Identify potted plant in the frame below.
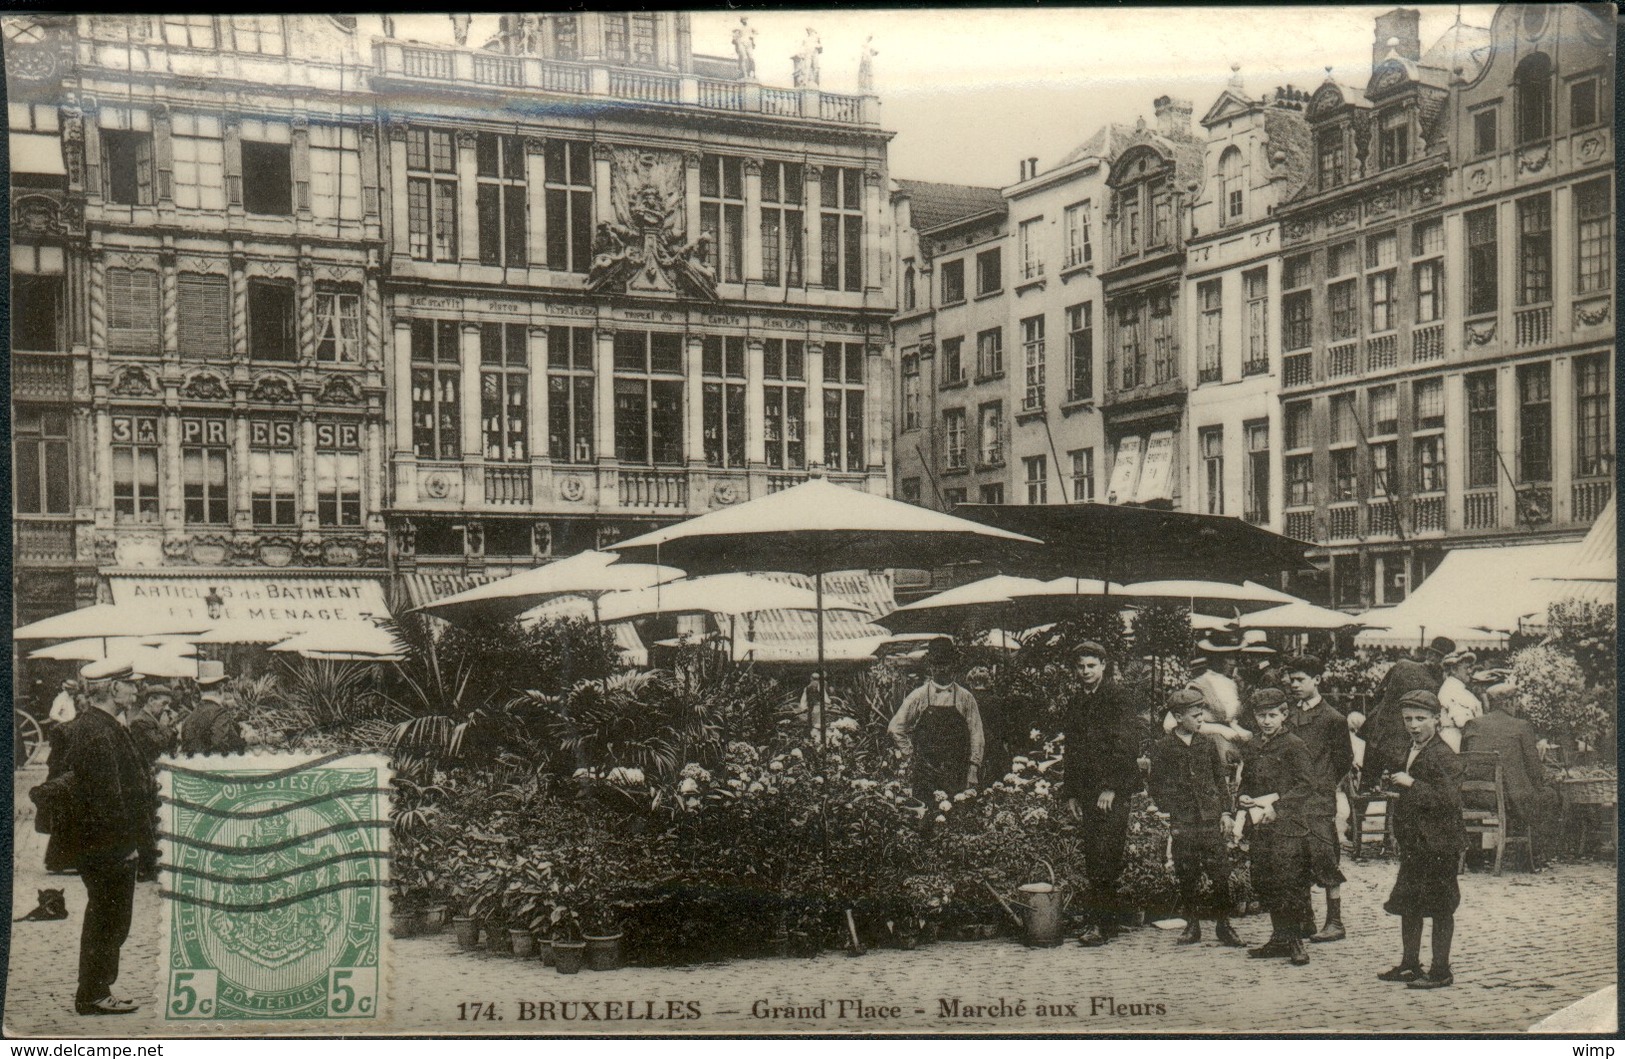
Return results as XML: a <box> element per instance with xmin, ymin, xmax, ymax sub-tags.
<box><xmin>550</xmin><ymin>908</ymin><xmax>586</xmax><ymax>974</ymax></box>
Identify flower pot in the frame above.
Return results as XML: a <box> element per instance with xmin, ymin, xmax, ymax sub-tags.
<box><xmin>388</xmin><ymin>911</ymin><xmax>417</xmax><ymax>939</ymax></box>
<box><xmin>452</xmin><ymin>915</ymin><xmax>480</xmax><ymax>951</ymax></box>
<box><xmin>540</xmin><ymin>939</ymin><xmax>557</xmax><ymax>966</ymax></box>
<box><xmin>584</xmin><ymin>932</ymin><xmax>624</xmax><ymax>971</ymax></box>
<box><xmin>553</xmin><ymin>940</ymin><xmax>586</xmax><ymax>974</ymax></box>
<box><xmin>421</xmin><ymin>906</ymin><xmax>448</xmax><ymax>935</ymax></box>
<box><xmin>486</xmin><ymin>926</ymin><xmax>512</xmax><ymax>954</ymax></box>
<box><xmin>508</xmin><ymin>929</ymin><xmax>537</xmax><ymax>959</ymax></box>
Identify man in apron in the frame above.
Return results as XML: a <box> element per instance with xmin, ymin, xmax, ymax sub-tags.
<box><xmin>888</xmin><ymin>639</ymin><xmax>986</xmax><ymax>797</ymax></box>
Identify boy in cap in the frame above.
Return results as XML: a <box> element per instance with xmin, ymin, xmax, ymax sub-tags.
<box><xmin>1282</xmin><ymin>654</ymin><xmax>1354</xmax><ymax>943</ymax></box>
<box><xmin>1353</xmin><ymin>637</ymin><xmax>1449</xmax><ymax>792</ymax></box>
<box><xmin>180</xmin><ymin>660</ymin><xmax>246</xmax><ymax>755</ymax></box>
<box><xmin>1237</xmin><ymin>687</ymin><xmax>1315</xmax><ymax>965</ymax></box>
<box><xmin>1380</xmin><ymin>689</ymin><xmax>1466</xmax><ymax>988</ymax></box>
<box><xmin>1147</xmin><ymin>688</ymin><xmax>1243</xmax><ymax>947</ymax></box>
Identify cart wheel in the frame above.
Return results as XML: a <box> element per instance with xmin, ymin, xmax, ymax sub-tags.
<box><xmin>14</xmin><ymin>710</ymin><xmax>45</xmax><ymax>769</ymax></box>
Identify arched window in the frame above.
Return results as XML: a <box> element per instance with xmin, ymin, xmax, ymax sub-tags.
<box><xmin>1514</xmin><ymin>52</ymin><xmax>1553</xmax><ymax>144</ymax></box>
<box><xmin>1218</xmin><ymin>147</ymin><xmax>1244</xmax><ymax>222</ymax></box>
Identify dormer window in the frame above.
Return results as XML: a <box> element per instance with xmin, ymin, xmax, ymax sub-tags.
<box><xmin>1514</xmin><ymin>52</ymin><xmax>1553</xmax><ymax>144</ymax></box>
<box><xmin>1218</xmin><ymin>147</ymin><xmax>1243</xmax><ymax>222</ymax></box>
<box><xmin>1378</xmin><ymin>109</ymin><xmax>1409</xmax><ymax>169</ymax></box>
<box><xmin>1317</xmin><ymin>128</ymin><xmax>1345</xmax><ymax>190</ymax></box>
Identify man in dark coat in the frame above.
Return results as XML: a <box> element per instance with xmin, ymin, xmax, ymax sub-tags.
<box><xmin>1283</xmin><ymin>654</ymin><xmax>1355</xmax><ymax>943</ymax></box>
<box><xmin>1462</xmin><ymin>683</ymin><xmax>1560</xmax><ymax>866</ymax></box>
<box><xmin>179</xmin><ymin>661</ymin><xmax>246</xmax><ymax>756</ymax></box>
<box><xmin>1352</xmin><ymin>638</ymin><xmax>1448</xmax><ymax>793</ymax></box>
<box><xmin>1061</xmin><ymin>640</ymin><xmax>1146</xmax><ymax>947</ymax></box>
<box><xmin>42</xmin><ymin>659</ymin><xmax>160</xmax><ymax>1015</ymax></box>
<box><xmin>127</xmin><ymin>683</ymin><xmax>177</xmax><ymax>768</ymax></box>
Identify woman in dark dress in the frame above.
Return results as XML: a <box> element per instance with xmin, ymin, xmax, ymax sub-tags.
<box><xmin>1380</xmin><ymin>689</ymin><xmax>1467</xmax><ymax>989</ymax></box>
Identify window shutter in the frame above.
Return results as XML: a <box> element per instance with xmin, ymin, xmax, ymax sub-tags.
<box><xmin>106</xmin><ymin>268</ymin><xmax>160</xmax><ymax>352</ymax></box>
<box><xmin>177</xmin><ymin>274</ymin><xmax>229</xmax><ymax>355</ymax></box>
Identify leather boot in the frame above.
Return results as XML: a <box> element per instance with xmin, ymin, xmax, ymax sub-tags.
<box><xmin>1214</xmin><ymin>917</ymin><xmax>1244</xmax><ymax>947</ymax></box>
<box><xmin>1288</xmin><ymin>938</ymin><xmax>1310</xmax><ymax>965</ymax></box>
<box><xmin>1310</xmin><ymin>897</ymin><xmax>1345</xmax><ymax>943</ymax></box>
<box><xmin>1176</xmin><ymin>919</ymin><xmax>1201</xmax><ymax>945</ymax></box>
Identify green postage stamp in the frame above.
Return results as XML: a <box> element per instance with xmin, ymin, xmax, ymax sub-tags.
<box><xmin>158</xmin><ymin>753</ymin><xmax>391</xmax><ymax>1024</ymax></box>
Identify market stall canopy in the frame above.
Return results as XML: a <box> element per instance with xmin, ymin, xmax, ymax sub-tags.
<box><xmin>269</xmin><ymin>623</ymin><xmax>405</xmax><ymax>660</ymax></box>
<box><xmin>185</xmin><ymin>619</ymin><xmax>300</xmax><ymax>645</ymax></box>
<box><xmin>950</xmin><ymin>504</ymin><xmax>1311</xmax><ymax>584</ymax></box>
<box><xmin>416</xmin><ymin>549</ymin><xmax>683</xmax><ymax>623</ymax></box>
<box><xmin>1119</xmin><ymin>579</ymin><xmax>1299</xmax><ymax>615</ymax></box>
<box><xmin>1353</xmin><ymin>539</ymin><xmax>1583</xmax><ymax>649</ymax></box>
<box><xmin>1240</xmin><ymin>600</ymin><xmax>1381</xmax><ymax>632</ymax></box>
<box><xmin>879</xmin><ymin>574</ymin><xmax>1128</xmax><ymax>633</ymax></box>
<box><xmin>28</xmin><ymin>636</ymin><xmax>196</xmax><ymax>662</ymax></box>
<box><xmin>14</xmin><ymin>603</ymin><xmax>211</xmax><ymax>641</ymax></box>
<box><xmin>1539</xmin><ymin>498</ymin><xmax>1615</xmax><ymax>601</ymax></box>
<box><xmin>96</xmin><ymin>575</ymin><xmax>391</xmax><ymax>648</ymax></box>
<box><xmin>585</xmin><ymin>573</ymin><xmax>868</xmax><ymax>624</ymax></box>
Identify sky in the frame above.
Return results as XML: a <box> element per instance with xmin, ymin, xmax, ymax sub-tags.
<box><xmin>387</xmin><ymin>7</ymin><xmax>1500</xmax><ymax>188</ymax></box>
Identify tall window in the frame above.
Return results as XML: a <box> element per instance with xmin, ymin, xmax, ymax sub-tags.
<box><xmin>476</xmin><ymin>133</ymin><xmax>528</xmax><ymax>268</ymax></box>
<box><xmin>1115</xmin><ymin>300</ymin><xmax>1143</xmax><ymax>389</ymax></box>
<box><xmin>544</xmin><ymin>139</ymin><xmax>593</xmax><ymax>274</ymax></box>
<box><xmin>1328</xmin><ymin>280</ymin><xmax>1358</xmax><ymax>340</ymax></box>
<box><xmin>1066</xmin><ymin>302</ymin><xmax>1093</xmax><ymax>401</ymax></box>
<box><xmin>15</xmin><ymin>408</ymin><xmax>71</xmax><ymax>515</ymax></box>
<box><xmin>163</xmin><ymin>15</ymin><xmax>215</xmax><ymax>48</ymax></box>
<box><xmin>976</xmin><ymin>327</ymin><xmax>1004</xmax><ymax>378</ymax></box>
<box><xmin>1465</xmin><ymin>207</ymin><xmax>1498</xmax><ymax>315</ymax></box>
<box><xmin>407</xmin><ymin>129</ymin><xmax>458</xmax><ymax>262</ymax></box>
<box><xmin>1317</xmin><ymin>128</ymin><xmax>1345</xmax><ymax>190</ymax></box>
<box><xmin>701</xmin><ymin>335</ymin><xmax>746</xmax><ymax>468</ymax></box>
<box><xmin>315</xmin><ymin>422</ymin><xmax>362</xmax><ymax>527</ymax></box>
<box><xmin>315</xmin><ymin>290</ymin><xmax>360</xmax><ymax>363</ymax></box>
<box><xmin>550</xmin><ymin>15</ymin><xmax>579</xmax><ymax>59</ymax></box>
<box><xmin>1369</xmin><ymin>442</ymin><xmax>1397</xmax><ymax>498</ymax></box>
<box><xmin>700</xmin><ymin>155</ymin><xmax>745</xmax><ymax>283</ymax></box>
<box><xmin>1064</xmin><ymin>200</ymin><xmax>1092</xmax><ymax>268</ymax></box>
<box><xmin>480</xmin><ymin>323</ymin><xmax>528</xmax><ymax>462</ymax></box>
<box><xmin>614</xmin><ymin>331</ymin><xmax>684</xmax><ymax>466</ymax></box>
<box><xmin>1574</xmin><ymin>178</ymin><xmax>1611</xmax><ymax>294</ymax></box>
<box><xmin>247</xmin><ymin>280</ymin><xmax>296</xmax><ymax>361</ymax></box>
<box><xmin>1413</xmin><ymin>378</ymin><xmax>1445</xmax><ymax>492</ymax></box>
<box><xmin>1574</xmin><ymin>354</ymin><xmax>1611</xmax><ymax>477</ymax></box>
<box><xmin>1282</xmin><ymin>290</ymin><xmax>1312</xmax><ymax>351</ymax></box>
<box><xmin>1378</xmin><ymin>108</ymin><xmax>1410</xmax><ymax>169</ymax></box>
<box><xmin>901</xmin><ymin>260</ymin><xmax>916</xmax><ymax>309</ymax></box>
<box><xmin>1517</xmin><ymin>363</ymin><xmax>1551</xmax><ymax>481</ymax></box>
<box><xmin>940</xmin><ymin>336</ymin><xmax>964</xmax><ymax>384</ymax></box>
<box><xmin>763</xmin><ymin>338</ymin><xmax>805</xmax><ymax>470</ymax></box>
<box><xmin>1517</xmin><ymin>194</ymin><xmax>1552</xmax><ymax>305</ymax></box>
<box><xmin>229</xmin><ymin>15</ymin><xmax>284</xmax><ymax>55</ymax></box>
<box><xmin>1197</xmin><ymin>279</ymin><xmax>1222</xmax><ymax>383</ymax></box>
<box><xmin>1514</xmin><ymin>52</ymin><xmax>1552</xmax><ymax>144</ymax></box>
<box><xmin>102</xmin><ymin>128</ymin><xmax>154</xmax><ymax>206</ymax></box>
<box><xmin>977</xmin><ymin>401</ymin><xmax>1003</xmax><ymax>466</ymax></box>
<box><xmin>240</xmin><ymin>132</ymin><xmax>292</xmax><ymax>216</ymax></box>
<box><xmin>1023</xmin><ymin>455</ymin><xmax>1048</xmax><ymax>505</ymax></box>
<box><xmin>1243</xmin><ymin>268</ymin><xmax>1269</xmax><ymax>374</ymax></box>
<box><xmin>1368</xmin><ymin>270</ymin><xmax>1396</xmax><ymax>332</ymax></box>
<box><xmin>249</xmin><ymin>419</ymin><xmax>297</xmax><ymax>525</ymax></box>
<box><xmin>171</xmin><ymin>113</ymin><xmax>224</xmax><ymax>210</ymax></box>
<box><xmin>1414</xmin><ymin>259</ymin><xmax>1442</xmax><ymax>323</ymax></box>
<box><xmin>603</xmin><ymin>13</ymin><xmax>629</xmax><ymax>61</ymax></box>
<box><xmin>760</xmin><ymin>160</ymin><xmax>804</xmax><ymax>288</ymax></box>
<box><xmin>1285</xmin><ymin>454</ymin><xmax>1314</xmax><ymax>508</ymax></box>
<box><xmin>547</xmin><ymin>326</ymin><xmax>594</xmax><ymax>464</ymax></box>
<box><xmin>944</xmin><ymin>408</ymin><xmax>967</xmax><ymax>470</ymax></box>
<box><xmin>822</xmin><ymin>342</ymin><xmax>865</xmax><ymax>471</ymax></box>
<box><xmin>178</xmin><ymin>417</ymin><xmax>229</xmax><ymax>524</ymax></box>
<box><xmin>411</xmin><ymin>319</ymin><xmax>462</xmax><ymax>460</ymax></box>
<box><xmin>1414</xmin><ymin>435</ymin><xmax>1445</xmax><ymax>493</ymax></box>
<box><xmin>1466</xmin><ymin>372</ymin><xmax>1497</xmax><ymax>488</ymax></box>
<box><xmin>1284</xmin><ymin>400</ymin><xmax>1312</xmax><ymax>451</ymax></box>
<box><xmin>1200</xmin><ymin>426</ymin><xmax>1224</xmax><ymax>514</ymax></box>
<box><xmin>107</xmin><ymin>267</ymin><xmax>160</xmax><ymax>353</ymax></box>
<box><xmin>175</xmin><ymin>274</ymin><xmax>228</xmax><ymax>356</ymax></box>
<box><xmin>310</xmin><ymin>124</ymin><xmax>361</xmax><ymax>221</ymax></box>
<box><xmin>1021</xmin><ymin>315</ymin><xmax>1045</xmax><ymax>409</ymax></box>
<box><xmin>1414</xmin><ymin>377</ymin><xmax>1445</xmax><ymax>430</ymax></box>
<box><xmin>1243</xmin><ymin>420</ymin><xmax>1269</xmax><ymax>525</ymax></box>
<box><xmin>940</xmin><ymin>259</ymin><xmax>965</xmax><ymax>304</ymax></box>
<box><xmin>819</xmin><ymin>167</ymin><xmax>863</xmax><ymax>292</ymax></box>
<box><xmin>901</xmin><ymin>352</ymin><xmax>921</xmax><ymax>431</ymax></box>
<box><xmin>12</xmin><ymin>275</ymin><xmax>64</xmax><ymax>352</ymax></box>
<box><xmin>1369</xmin><ymin>385</ymin><xmax>1398</xmax><ymax>436</ymax></box>
<box><xmin>1018</xmin><ymin>217</ymin><xmax>1043</xmax><ymax>280</ymax></box>
<box><xmin>1218</xmin><ymin>147</ymin><xmax>1243</xmax><ymax>222</ymax></box>
<box><xmin>1149</xmin><ymin>292</ymin><xmax>1176</xmax><ymax>383</ymax></box>
<box><xmin>1570</xmin><ymin>76</ymin><xmax>1600</xmax><ymax>129</ymax></box>
<box><xmin>1069</xmin><ymin>447</ymin><xmax>1095</xmax><ymax>502</ymax></box>
<box><xmin>976</xmin><ymin>247</ymin><xmax>1003</xmax><ymax>295</ymax></box>
<box><xmin>112</xmin><ymin>414</ymin><xmax>161</xmax><ymax>523</ymax></box>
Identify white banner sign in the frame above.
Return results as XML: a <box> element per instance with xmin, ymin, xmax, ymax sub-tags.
<box><xmin>1134</xmin><ymin>429</ymin><xmax>1176</xmax><ymax>503</ymax></box>
<box><xmin>109</xmin><ymin>576</ymin><xmax>388</xmax><ymax>624</ymax></box>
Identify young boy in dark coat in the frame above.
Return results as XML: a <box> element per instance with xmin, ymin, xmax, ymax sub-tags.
<box><xmin>1380</xmin><ymin>689</ymin><xmax>1467</xmax><ymax>989</ymax></box>
<box><xmin>1236</xmin><ymin>687</ymin><xmax>1315</xmax><ymax>966</ymax></box>
<box><xmin>1147</xmin><ymin>688</ymin><xmax>1243</xmax><ymax>947</ymax></box>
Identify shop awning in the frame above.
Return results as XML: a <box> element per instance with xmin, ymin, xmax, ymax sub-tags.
<box><xmin>107</xmin><ymin>574</ymin><xmax>389</xmax><ymax>628</ymax></box>
<box><xmin>1353</xmin><ymin>539</ymin><xmax>1583</xmax><ymax>649</ymax></box>
<box><xmin>397</xmin><ymin>570</ymin><xmax>508</xmax><ymax>610</ymax></box>
<box><xmin>1133</xmin><ymin>430</ymin><xmax>1176</xmax><ymax>504</ymax></box>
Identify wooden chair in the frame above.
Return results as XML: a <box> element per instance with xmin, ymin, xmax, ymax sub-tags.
<box><xmin>1458</xmin><ymin>750</ymin><xmax>1534</xmax><ymax>875</ymax></box>
<box><xmin>1343</xmin><ymin>772</ymin><xmax>1394</xmax><ymax>859</ymax></box>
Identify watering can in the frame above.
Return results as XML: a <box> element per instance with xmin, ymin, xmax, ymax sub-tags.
<box><xmin>985</xmin><ymin>861</ymin><xmax>1071</xmax><ymax>948</ymax></box>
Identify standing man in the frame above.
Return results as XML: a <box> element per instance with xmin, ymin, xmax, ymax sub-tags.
<box><xmin>42</xmin><ymin>658</ymin><xmax>159</xmax><ymax>1015</ymax></box>
<box><xmin>180</xmin><ymin>661</ymin><xmax>246</xmax><ymax>755</ymax></box>
<box><xmin>1352</xmin><ymin>639</ymin><xmax>1448</xmax><ymax>792</ymax></box>
<box><xmin>127</xmin><ymin>683</ymin><xmax>177</xmax><ymax>767</ymax></box>
<box><xmin>1463</xmin><ymin>683</ymin><xmax>1560</xmax><ymax>867</ymax></box>
<box><xmin>1061</xmin><ymin>641</ymin><xmax>1145</xmax><ymax>947</ymax></box>
<box><xmin>1436</xmin><ymin>651</ymin><xmax>1483</xmax><ymax>752</ymax></box>
<box><xmin>888</xmin><ymin>639</ymin><xmax>985</xmax><ymax>796</ymax></box>
<box><xmin>1283</xmin><ymin>655</ymin><xmax>1355</xmax><ymax>943</ymax></box>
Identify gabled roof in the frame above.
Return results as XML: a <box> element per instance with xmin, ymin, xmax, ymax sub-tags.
<box><xmin>1107</xmin><ymin>120</ymin><xmax>1204</xmax><ymax>190</ymax></box>
<box><xmin>1200</xmin><ymin>89</ymin><xmax>1257</xmax><ymax>128</ymax></box>
<box><xmin>1421</xmin><ymin>19</ymin><xmax>1492</xmax><ymax>84</ymax></box>
<box><xmin>1056</xmin><ymin>122</ymin><xmax>1140</xmax><ymax>169</ymax></box>
<box><xmin>894</xmin><ymin>179</ymin><xmax>1006</xmax><ymax>233</ymax></box>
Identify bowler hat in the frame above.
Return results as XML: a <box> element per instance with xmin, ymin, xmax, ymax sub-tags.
<box><xmin>1248</xmin><ymin>687</ymin><xmax>1288</xmax><ymax>711</ymax></box>
<box><xmin>1398</xmin><ymin>689</ymin><xmax>1442</xmax><ymax>713</ymax></box>
<box><xmin>80</xmin><ymin>657</ymin><xmax>134</xmax><ymax>682</ymax></box>
<box><xmin>196</xmin><ymin>659</ymin><xmax>227</xmax><ymax>686</ymax></box>
<box><xmin>1427</xmin><ymin>636</ymin><xmax>1456</xmax><ymax>658</ymax></box>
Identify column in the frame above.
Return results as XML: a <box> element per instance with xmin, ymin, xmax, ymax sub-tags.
<box><xmin>743</xmin><ymin>339</ymin><xmax>765</xmax><ymax>466</ymax></box>
<box><xmin>162</xmin><ymin>408</ymin><xmax>182</xmax><ymax>526</ymax></box>
<box><xmin>865</xmin><ymin>342</ymin><xmax>887</xmax><ymax>472</ymax></box>
<box><xmin>94</xmin><ymin>406</ymin><xmax>114</xmax><ymax>515</ymax></box>
<box><xmin>1444</xmin><ymin>372</ymin><xmax>1467</xmax><ymax>531</ymax></box>
<box><xmin>528</xmin><ymin>325</ymin><xmax>550</xmax><ymax>464</ymax></box>
<box><xmin>296</xmin><ymin>258</ymin><xmax>316</xmax><ymax>363</ymax></box>
<box><xmin>387</xmin><ymin>122</ymin><xmax>410</xmax><ymax>264</ymax></box>
<box><xmin>743</xmin><ymin>158</ymin><xmax>763</xmax><ymax>283</ymax></box>
<box><xmin>460</xmin><ymin>323</ymin><xmax>482</xmax><ymax>457</ymax></box>
<box><xmin>159</xmin><ymin>249</ymin><xmax>178</xmax><ymax>362</ymax></box>
<box><xmin>299</xmin><ymin>412</ymin><xmax>318</xmax><ymax>529</ymax></box>
<box><xmin>456</xmin><ymin>130</ymin><xmax>479</xmax><ymax>264</ymax></box>
<box><xmin>1549</xmin><ymin>355</ymin><xmax>1574</xmax><ymax>523</ymax></box>
<box><xmin>525</xmin><ymin>138</ymin><xmax>548</xmax><ymax>269</ymax></box>
<box><xmin>359</xmin><ymin>124</ymin><xmax>381</xmax><ymax>220</ymax></box>
<box><xmin>362</xmin><ymin>253</ymin><xmax>384</xmax><ymax>369</ymax></box>
<box><xmin>229</xmin><ymin>251</ymin><xmax>248</xmax><ymax>359</ymax></box>
<box><xmin>594</xmin><ymin>327</ymin><xmax>617</xmax><ymax>463</ymax></box>
<box><xmin>804</xmin><ymin>165</ymin><xmax>823</xmax><ymax>290</ymax></box>
<box><xmin>805</xmin><ymin>341</ymin><xmax>826</xmax><ymax>470</ymax></box>
<box><xmin>863</xmin><ymin>168</ymin><xmax>884</xmax><ymax>293</ymax></box>
<box><xmin>683</xmin><ymin>152</ymin><xmax>702</xmax><ymax>251</ymax></box>
<box><xmin>1496</xmin><ymin>363</ymin><xmax>1516</xmax><ymax>527</ymax></box>
<box><xmin>87</xmin><ymin>247</ymin><xmax>106</xmax><ymax>353</ymax></box>
<box><xmin>593</xmin><ymin>143</ymin><xmax>616</xmax><ymax>226</ymax></box>
<box><xmin>684</xmin><ymin>335</ymin><xmax>706</xmax><ymax>465</ymax></box>
<box><xmin>232</xmin><ymin>410</ymin><xmax>252</xmax><ymax>526</ymax></box>
<box><xmin>365</xmin><ymin>414</ymin><xmax>386</xmax><ymax>532</ymax></box>
<box><xmin>392</xmin><ymin>321</ymin><xmax>414</xmax><ymax>456</ymax></box>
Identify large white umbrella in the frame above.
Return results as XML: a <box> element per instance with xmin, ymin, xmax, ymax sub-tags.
<box><xmin>416</xmin><ymin>549</ymin><xmax>684</xmax><ymax>624</ymax></box>
<box><xmin>607</xmin><ymin>478</ymin><xmax>1042</xmax><ymax>728</ymax></box>
<box><xmin>1240</xmin><ymin>600</ymin><xmax>1383</xmax><ymax>632</ymax></box>
<box><xmin>269</xmin><ymin>623</ymin><xmax>405</xmax><ymax>660</ymax></box>
<box><xmin>1119</xmin><ymin>578</ymin><xmax>1299</xmax><ymax>615</ymax></box>
<box><xmin>14</xmin><ymin>603</ymin><xmax>211</xmax><ymax>641</ymax></box>
<box><xmin>588</xmin><ymin>573</ymin><xmax>867</xmax><ymax>624</ymax></box>
<box><xmin>185</xmin><ymin>619</ymin><xmax>300</xmax><ymax>645</ymax></box>
<box><xmin>29</xmin><ymin>636</ymin><xmax>196</xmax><ymax>662</ymax></box>
<box><xmin>880</xmin><ymin>574</ymin><xmax>1125</xmax><ymax>633</ymax></box>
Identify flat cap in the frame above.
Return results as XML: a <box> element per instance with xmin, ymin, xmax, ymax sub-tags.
<box><xmin>142</xmin><ymin>683</ymin><xmax>175</xmax><ymax>700</ymax></box>
<box><xmin>1075</xmin><ymin>640</ymin><xmax>1108</xmax><ymax>659</ymax></box>
<box><xmin>1248</xmin><ymin>687</ymin><xmax>1289</xmax><ymax>711</ymax></box>
<box><xmin>80</xmin><ymin>657</ymin><xmax>135</xmax><ymax>681</ymax></box>
<box><xmin>1398</xmin><ymin>689</ymin><xmax>1442</xmax><ymax>713</ymax></box>
<box><xmin>1166</xmin><ymin>687</ymin><xmax>1207</xmax><ymax>713</ymax></box>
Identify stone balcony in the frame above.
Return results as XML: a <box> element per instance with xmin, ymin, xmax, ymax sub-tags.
<box><xmin>373</xmin><ymin>41</ymin><xmax>878</xmax><ymax>128</ymax></box>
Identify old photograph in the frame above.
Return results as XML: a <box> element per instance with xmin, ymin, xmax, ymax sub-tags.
<box><xmin>4</xmin><ymin>7</ymin><xmax>1618</xmax><ymax>1038</ymax></box>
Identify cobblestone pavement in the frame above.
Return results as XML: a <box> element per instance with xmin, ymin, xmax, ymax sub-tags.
<box><xmin>6</xmin><ymin>767</ymin><xmax>1617</xmax><ymax>1036</ymax></box>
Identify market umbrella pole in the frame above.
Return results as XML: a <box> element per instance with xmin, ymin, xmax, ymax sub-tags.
<box><xmin>816</xmin><ymin>571</ymin><xmax>826</xmax><ymax>747</ymax></box>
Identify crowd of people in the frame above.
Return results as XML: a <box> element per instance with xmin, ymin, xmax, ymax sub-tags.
<box><xmin>876</xmin><ymin>630</ymin><xmax>1564</xmax><ymax>986</ymax></box>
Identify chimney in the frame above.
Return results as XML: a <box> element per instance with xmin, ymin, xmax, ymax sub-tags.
<box><xmin>1372</xmin><ymin>8</ymin><xmax>1421</xmax><ymax>72</ymax></box>
<box><xmin>1018</xmin><ymin>157</ymin><xmax>1040</xmax><ymax>181</ymax></box>
<box><xmin>1153</xmin><ymin>95</ymin><xmax>1194</xmax><ymax>138</ymax></box>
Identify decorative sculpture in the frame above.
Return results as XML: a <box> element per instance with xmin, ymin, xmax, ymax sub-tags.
<box><xmin>731</xmin><ymin>17</ymin><xmax>756</xmax><ymax>80</ymax></box>
<box><xmin>792</xmin><ymin>27</ymin><xmax>822</xmax><ymax>87</ymax></box>
<box><xmin>858</xmin><ymin>36</ymin><xmax>877</xmax><ymax>93</ymax></box>
<box><xmin>587</xmin><ymin>148</ymin><xmax>717</xmax><ymax>300</ymax></box>
<box><xmin>449</xmin><ymin>13</ymin><xmax>471</xmax><ymax>47</ymax></box>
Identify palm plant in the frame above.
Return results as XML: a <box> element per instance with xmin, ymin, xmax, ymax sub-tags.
<box><xmin>532</xmin><ymin>669</ymin><xmax>720</xmax><ymax>784</ymax></box>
